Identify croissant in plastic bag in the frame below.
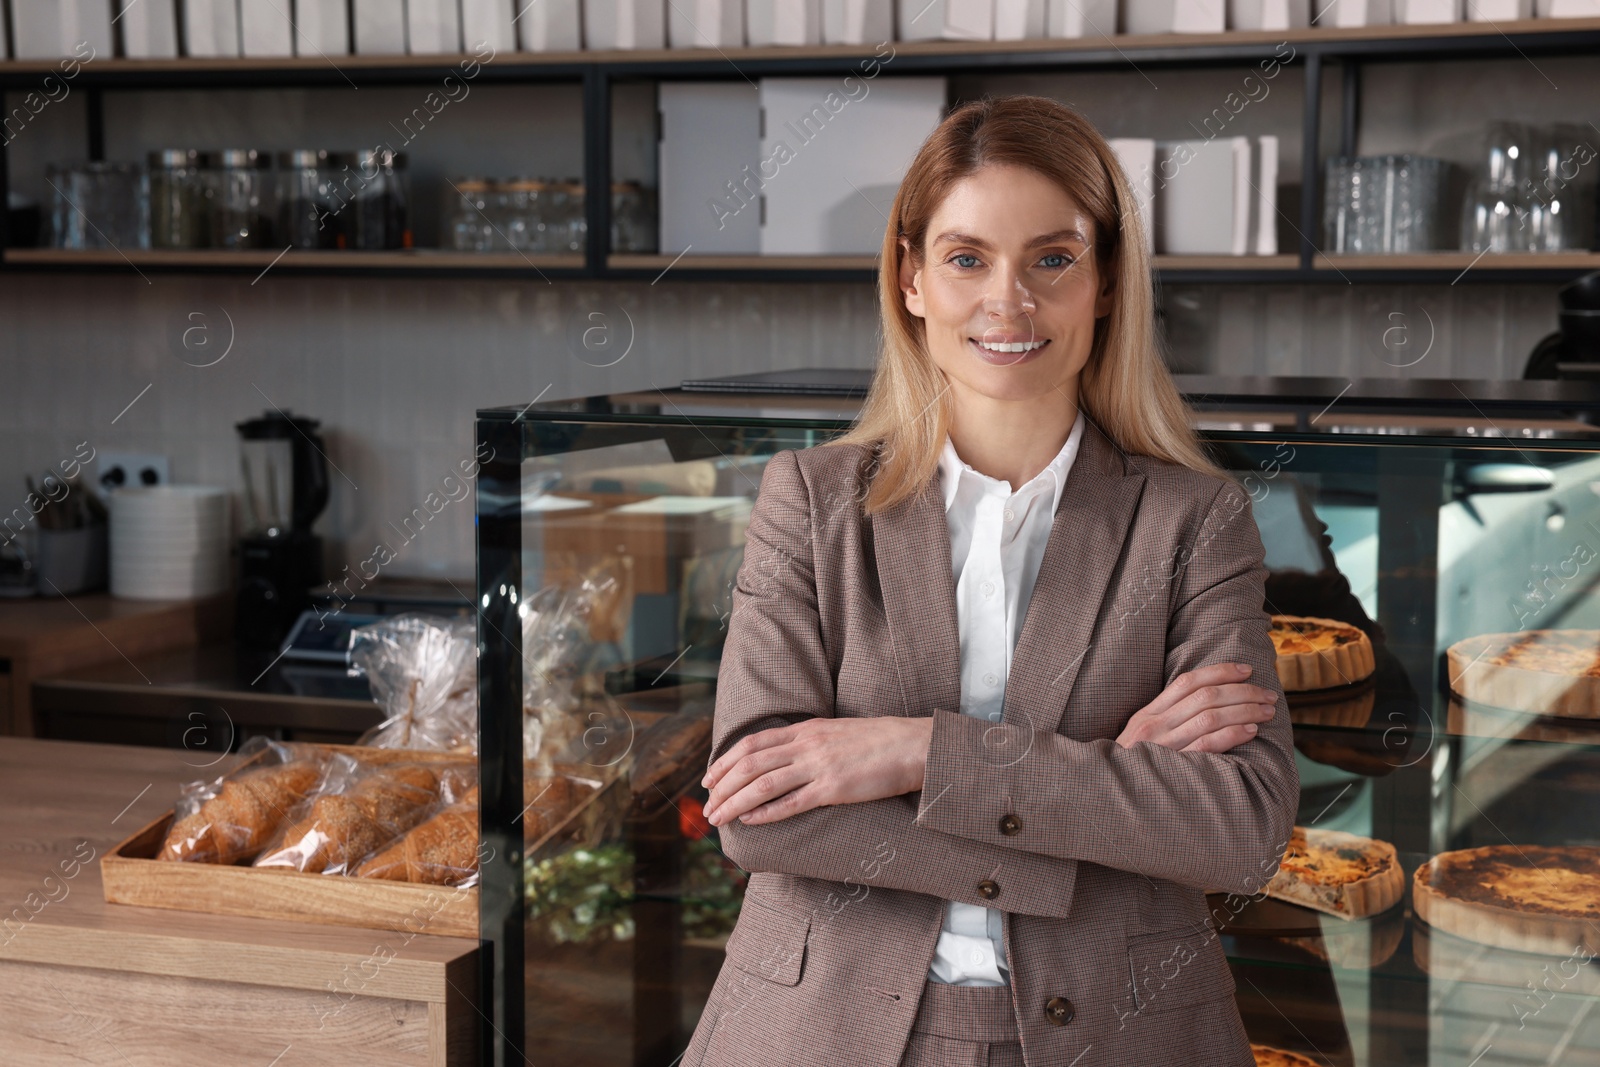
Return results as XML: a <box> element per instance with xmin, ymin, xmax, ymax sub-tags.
<box><xmin>355</xmin><ymin>786</ymin><xmax>480</xmax><ymax>886</ymax></box>
<box><xmin>254</xmin><ymin>763</ymin><xmax>444</xmax><ymax>875</ymax></box>
<box><xmin>351</xmin><ymin>614</ymin><xmax>477</xmax><ymax>753</ymax></box>
<box><xmin>158</xmin><ymin>754</ymin><xmax>327</xmax><ymax>865</ymax></box>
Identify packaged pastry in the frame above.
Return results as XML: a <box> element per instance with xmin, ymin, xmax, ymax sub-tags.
<box><xmin>157</xmin><ymin>741</ymin><xmax>333</xmax><ymax>865</ymax></box>
<box><xmin>355</xmin><ymin>786</ymin><xmax>480</xmax><ymax>886</ymax></box>
<box><xmin>253</xmin><ymin>762</ymin><xmax>444</xmax><ymax>875</ymax></box>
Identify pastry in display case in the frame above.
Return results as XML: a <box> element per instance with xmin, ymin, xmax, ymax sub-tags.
<box><xmin>474</xmin><ymin>386</ymin><xmax>1600</xmax><ymax>1067</ymax></box>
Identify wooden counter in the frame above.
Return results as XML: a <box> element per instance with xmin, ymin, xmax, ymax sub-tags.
<box><xmin>0</xmin><ymin>737</ymin><xmax>479</xmax><ymax>1066</ymax></box>
<box><xmin>0</xmin><ymin>593</ymin><xmax>232</xmax><ymax>737</ymax></box>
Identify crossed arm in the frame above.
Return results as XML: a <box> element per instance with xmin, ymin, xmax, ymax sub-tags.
<box><xmin>704</xmin><ymin>449</ymin><xmax>1299</xmax><ymax>907</ymax></box>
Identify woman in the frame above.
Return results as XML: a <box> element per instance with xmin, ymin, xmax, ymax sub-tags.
<box><xmin>687</xmin><ymin>95</ymin><xmax>1299</xmax><ymax>1067</ymax></box>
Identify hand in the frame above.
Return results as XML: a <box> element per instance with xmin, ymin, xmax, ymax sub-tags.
<box><xmin>700</xmin><ymin>716</ymin><xmax>935</xmax><ymax>827</ymax></box>
<box><xmin>1116</xmin><ymin>662</ymin><xmax>1279</xmax><ymax>754</ymax></box>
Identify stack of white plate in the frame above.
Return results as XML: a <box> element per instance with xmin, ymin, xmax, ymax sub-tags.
<box><xmin>109</xmin><ymin>486</ymin><xmax>231</xmax><ymax>600</ymax></box>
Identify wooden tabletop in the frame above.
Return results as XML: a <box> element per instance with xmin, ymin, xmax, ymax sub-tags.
<box><xmin>0</xmin><ymin>737</ymin><xmax>478</xmax><ymax>1003</ymax></box>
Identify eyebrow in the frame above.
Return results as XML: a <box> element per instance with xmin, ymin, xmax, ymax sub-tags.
<box><xmin>932</xmin><ymin>229</ymin><xmax>1089</xmax><ymax>249</ymax></box>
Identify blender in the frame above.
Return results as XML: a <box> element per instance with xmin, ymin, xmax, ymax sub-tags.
<box><xmin>235</xmin><ymin>410</ymin><xmax>330</xmax><ymax>650</ymax></box>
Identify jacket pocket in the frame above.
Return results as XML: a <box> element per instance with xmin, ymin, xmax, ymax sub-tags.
<box><xmin>1124</xmin><ymin>923</ymin><xmax>1235</xmax><ymax>1015</ymax></box>
<box><xmin>725</xmin><ymin>891</ymin><xmax>811</xmax><ymax>987</ymax></box>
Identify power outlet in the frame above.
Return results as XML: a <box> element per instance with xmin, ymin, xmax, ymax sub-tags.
<box><xmin>96</xmin><ymin>453</ymin><xmax>171</xmax><ymax>491</ymax></box>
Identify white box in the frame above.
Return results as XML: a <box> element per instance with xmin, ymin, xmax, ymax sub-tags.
<box><xmin>1229</xmin><ymin>0</ymin><xmax>1308</xmax><ymax>27</ymax></box>
<box><xmin>994</xmin><ymin>0</ymin><xmax>1047</xmax><ymax>35</ymax></box>
<box><xmin>118</xmin><ymin>0</ymin><xmax>180</xmax><ymax>57</ymax></box>
<box><xmin>659</xmin><ymin>82</ymin><xmax>763</xmax><ymax>254</ymax></box>
<box><xmin>1047</xmin><ymin>0</ymin><xmax>1117</xmax><ymax>33</ymax></box>
<box><xmin>898</xmin><ymin>0</ymin><xmax>994</xmax><ymax>38</ymax></box>
<box><xmin>1250</xmin><ymin>134</ymin><xmax>1278</xmax><ymax>255</ymax></box>
<box><xmin>758</xmin><ymin>75</ymin><xmax>946</xmax><ymax>255</ymax></box>
<box><xmin>183</xmin><ymin>0</ymin><xmax>241</xmax><ymax>55</ymax></box>
<box><xmin>409</xmin><ymin>0</ymin><xmax>463</xmax><ymax>51</ymax></box>
<box><xmin>1469</xmin><ymin>0</ymin><xmax>1530</xmax><ymax>16</ymax></box>
<box><xmin>1535</xmin><ymin>0</ymin><xmax>1598</xmax><ymax>14</ymax></box>
<box><xmin>519</xmin><ymin>0</ymin><xmax>582</xmax><ymax>47</ymax></box>
<box><xmin>1126</xmin><ymin>0</ymin><xmax>1224</xmax><ymax>32</ymax></box>
<box><xmin>353</xmin><ymin>0</ymin><xmax>407</xmax><ymax>52</ymax></box>
<box><xmin>1395</xmin><ymin>0</ymin><xmax>1458</xmax><ymax>21</ymax></box>
<box><xmin>1313</xmin><ymin>0</ymin><xmax>1391</xmax><ymax>25</ymax></box>
<box><xmin>461</xmin><ymin>0</ymin><xmax>516</xmax><ymax>49</ymax></box>
<box><xmin>747</xmin><ymin>0</ymin><xmax>821</xmax><ymax>44</ymax></box>
<box><xmin>13</xmin><ymin>0</ymin><xmax>115</xmax><ymax>58</ymax></box>
<box><xmin>239</xmin><ymin>0</ymin><xmax>294</xmax><ymax>54</ymax></box>
<box><xmin>669</xmin><ymin>0</ymin><xmax>744</xmax><ymax>46</ymax></box>
<box><xmin>584</xmin><ymin>0</ymin><xmax>666</xmax><ymax>48</ymax></box>
<box><xmin>295</xmin><ymin>0</ymin><xmax>351</xmax><ymax>53</ymax></box>
<box><xmin>1108</xmin><ymin>137</ymin><xmax>1156</xmax><ymax>255</ymax></box>
<box><xmin>1153</xmin><ymin>137</ymin><xmax>1250</xmax><ymax>255</ymax></box>
<box><xmin>822</xmin><ymin>0</ymin><xmax>893</xmax><ymax>42</ymax></box>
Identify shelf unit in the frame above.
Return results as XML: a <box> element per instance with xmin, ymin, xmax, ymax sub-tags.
<box><xmin>3</xmin><ymin>16</ymin><xmax>1599</xmax><ymax>283</ymax></box>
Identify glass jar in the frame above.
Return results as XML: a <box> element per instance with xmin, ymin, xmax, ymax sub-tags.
<box><xmin>203</xmin><ymin>149</ymin><xmax>275</xmax><ymax>250</ymax></box>
<box><xmin>559</xmin><ymin>178</ymin><xmax>586</xmax><ymax>254</ymax></box>
<box><xmin>48</xmin><ymin>161</ymin><xmax>150</xmax><ymax>250</ymax></box>
<box><xmin>609</xmin><ymin>180</ymin><xmax>659</xmax><ymax>254</ymax></box>
<box><xmin>445</xmin><ymin>177</ymin><xmax>494</xmax><ymax>252</ymax></box>
<box><xmin>503</xmin><ymin>178</ymin><xmax>546</xmax><ymax>252</ymax></box>
<box><xmin>148</xmin><ymin>149</ymin><xmax>207</xmax><ymax>249</ymax></box>
<box><xmin>350</xmin><ymin>147</ymin><xmax>411</xmax><ymax>251</ymax></box>
<box><xmin>276</xmin><ymin>149</ymin><xmax>341</xmax><ymax>250</ymax></box>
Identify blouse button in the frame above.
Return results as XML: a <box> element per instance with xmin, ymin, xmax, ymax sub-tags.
<box><xmin>1003</xmin><ymin>508</ymin><xmax>1016</xmax><ymax>522</ymax></box>
<box><xmin>983</xmin><ymin>673</ymin><xmax>998</xmax><ymax>687</ymax></box>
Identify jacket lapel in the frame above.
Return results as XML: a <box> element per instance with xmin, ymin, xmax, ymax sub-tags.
<box><xmin>870</xmin><ymin>417</ymin><xmax>1147</xmax><ymax>736</ymax></box>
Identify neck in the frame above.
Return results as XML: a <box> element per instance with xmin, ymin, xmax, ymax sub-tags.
<box><xmin>946</xmin><ymin>380</ymin><xmax>1080</xmax><ymax>489</ymax></box>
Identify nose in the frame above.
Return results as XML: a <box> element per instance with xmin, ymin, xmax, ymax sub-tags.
<box><xmin>983</xmin><ymin>260</ymin><xmax>1037</xmax><ymax>320</ymax></box>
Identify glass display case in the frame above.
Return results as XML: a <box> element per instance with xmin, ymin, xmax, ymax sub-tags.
<box><xmin>474</xmin><ymin>382</ymin><xmax>1600</xmax><ymax>1067</ymax></box>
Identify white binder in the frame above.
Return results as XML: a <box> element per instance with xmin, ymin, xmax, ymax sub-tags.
<box><xmin>1125</xmin><ymin>0</ymin><xmax>1225</xmax><ymax>33</ymax></box>
<box><xmin>1154</xmin><ymin>137</ymin><xmax>1251</xmax><ymax>255</ymax></box>
<box><xmin>183</xmin><ymin>0</ymin><xmax>242</xmax><ymax>56</ymax></box>
<box><xmin>668</xmin><ymin>0</ymin><xmax>744</xmax><ymax>46</ymax></box>
<box><xmin>239</xmin><ymin>0</ymin><xmax>295</xmax><ymax>55</ymax></box>
<box><xmin>1047</xmin><ymin>0</ymin><xmax>1118</xmax><ymax>34</ymax></box>
<box><xmin>295</xmin><ymin>0</ymin><xmax>351</xmax><ymax>54</ymax></box>
<box><xmin>583</xmin><ymin>0</ymin><xmax>666</xmax><ymax>48</ymax></box>
<box><xmin>898</xmin><ymin>0</ymin><xmax>994</xmax><ymax>38</ymax></box>
<box><xmin>517</xmin><ymin>0</ymin><xmax>582</xmax><ymax>49</ymax></box>
<box><xmin>1108</xmin><ymin>138</ymin><xmax>1157</xmax><ymax>255</ymax></box>
<box><xmin>994</xmin><ymin>0</ymin><xmax>1047</xmax><ymax>36</ymax></box>
<box><xmin>408</xmin><ymin>0</ymin><xmax>463</xmax><ymax>51</ymax></box>
<box><xmin>353</xmin><ymin>0</ymin><xmax>407</xmax><ymax>53</ymax></box>
<box><xmin>821</xmin><ymin>0</ymin><xmax>893</xmax><ymax>42</ymax></box>
<box><xmin>13</xmin><ymin>0</ymin><xmax>116</xmax><ymax>58</ymax></box>
<box><xmin>1228</xmin><ymin>0</ymin><xmax>1309</xmax><ymax>27</ymax></box>
<box><xmin>461</xmin><ymin>0</ymin><xmax>517</xmax><ymax>51</ymax></box>
<box><xmin>118</xmin><ymin>0</ymin><xmax>181</xmax><ymax>57</ymax></box>
<box><xmin>1251</xmin><ymin>134</ymin><xmax>1279</xmax><ymax>255</ymax></box>
<box><xmin>659</xmin><ymin>82</ymin><xmax>763</xmax><ymax>254</ymax></box>
<box><xmin>747</xmin><ymin>0</ymin><xmax>821</xmax><ymax>45</ymax></box>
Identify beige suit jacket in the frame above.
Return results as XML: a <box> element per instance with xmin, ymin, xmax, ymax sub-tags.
<box><xmin>685</xmin><ymin>416</ymin><xmax>1300</xmax><ymax>1067</ymax></box>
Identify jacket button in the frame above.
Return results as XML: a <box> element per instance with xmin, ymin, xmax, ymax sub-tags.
<box><xmin>999</xmin><ymin>813</ymin><xmax>1022</xmax><ymax>836</ymax></box>
<box><xmin>1044</xmin><ymin>997</ymin><xmax>1075</xmax><ymax>1025</ymax></box>
<box><xmin>977</xmin><ymin>879</ymin><xmax>1000</xmax><ymax>900</ymax></box>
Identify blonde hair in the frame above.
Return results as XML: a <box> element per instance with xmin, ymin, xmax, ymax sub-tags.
<box><xmin>824</xmin><ymin>94</ymin><xmax>1228</xmax><ymax>515</ymax></box>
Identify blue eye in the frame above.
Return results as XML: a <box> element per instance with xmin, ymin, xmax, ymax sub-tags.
<box><xmin>1041</xmin><ymin>253</ymin><xmax>1071</xmax><ymax>269</ymax></box>
<box><xmin>951</xmin><ymin>253</ymin><xmax>979</xmax><ymax>269</ymax></box>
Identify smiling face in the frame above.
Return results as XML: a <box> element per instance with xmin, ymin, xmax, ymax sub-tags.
<box><xmin>898</xmin><ymin>162</ymin><xmax>1114</xmax><ymax>411</ymax></box>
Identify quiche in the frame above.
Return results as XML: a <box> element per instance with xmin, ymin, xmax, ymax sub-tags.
<box><xmin>1447</xmin><ymin>630</ymin><xmax>1600</xmax><ymax>719</ymax></box>
<box><xmin>1270</xmin><ymin>615</ymin><xmax>1376</xmax><ymax>691</ymax></box>
<box><xmin>1413</xmin><ymin>845</ymin><xmax>1600</xmax><ymax>956</ymax></box>
<box><xmin>1252</xmin><ymin>1045</ymin><xmax>1320</xmax><ymax>1067</ymax></box>
<box><xmin>1263</xmin><ymin>826</ymin><xmax>1403</xmax><ymax>920</ymax></box>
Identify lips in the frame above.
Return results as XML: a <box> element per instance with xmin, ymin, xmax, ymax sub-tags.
<box><xmin>969</xmin><ymin>337</ymin><xmax>1048</xmax><ymax>365</ymax></box>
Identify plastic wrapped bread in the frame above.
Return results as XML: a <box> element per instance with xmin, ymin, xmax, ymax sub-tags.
<box><xmin>158</xmin><ymin>758</ymin><xmax>326</xmax><ymax>864</ymax></box>
<box><xmin>355</xmin><ymin>786</ymin><xmax>481</xmax><ymax>885</ymax></box>
<box><xmin>253</xmin><ymin>762</ymin><xmax>444</xmax><ymax>875</ymax></box>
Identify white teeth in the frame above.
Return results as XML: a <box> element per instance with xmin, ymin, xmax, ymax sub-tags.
<box><xmin>976</xmin><ymin>339</ymin><xmax>1045</xmax><ymax>353</ymax></box>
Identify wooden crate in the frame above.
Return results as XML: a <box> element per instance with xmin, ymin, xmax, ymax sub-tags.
<box><xmin>101</xmin><ymin>742</ymin><xmax>625</xmax><ymax>938</ymax></box>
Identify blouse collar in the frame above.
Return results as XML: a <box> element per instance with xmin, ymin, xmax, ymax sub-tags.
<box><xmin>938</xmin><ymin>409</ymin><xmax>1086</xmax><ymax>516</ymax></box>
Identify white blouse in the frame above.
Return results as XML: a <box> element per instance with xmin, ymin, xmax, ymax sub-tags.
<box><xmin>926</xmin><ymin>409</ymin><xmax>1087</xmax><ymax>987</ymax></box>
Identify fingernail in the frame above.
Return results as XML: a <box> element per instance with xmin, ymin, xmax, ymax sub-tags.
<box><xmin>1245</xmin><ymin>723</ymin><xmax>1258</xmax><ymax>733</ymax></box>
<box><xmin>1235</xmin><ymin>663</ymin><xmax>1250</xmax><ymax>673</ymax></box>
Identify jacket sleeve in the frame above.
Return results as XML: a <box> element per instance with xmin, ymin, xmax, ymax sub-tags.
<box><xmin>913</xmin><ymin>480</ymin><xmax>1301</xmax><ymax>897</ymax></box>
<box><xmin>710</xmin><ymin>448</ymin><xmax>1083</xmax><ymax>919</ymax></box>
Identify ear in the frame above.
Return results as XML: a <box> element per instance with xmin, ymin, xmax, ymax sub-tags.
<box><xmin>897</xmin><ymin>236</ymin><xmax>925</xmax><ymax>319</ymax></box>
<box><xmin>1094</xmin><ymin>265</ymin><xmax>1116</xmax><ymax>320</ymax></box>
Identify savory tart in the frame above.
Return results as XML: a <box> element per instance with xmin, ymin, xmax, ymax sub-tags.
<box><xmin>1252</xmin><ymin>1045</ymin><xmax>1321</xmax><ymax>1067</ymax></box>
<box><xmin>1413</xmin><ymin>845</ymin><xmax>1600</xmax><ymax>956</ymax></box>
<box><xmin>1447</xmin><ymin>630</ymin><xmax>1600</xmax><ymax>719</ymax></box>
<box><xmin>1286</xmin><ymin>678</ymin><xmax>1376</xmax><ymax>728</ymax></box>
<box><xmin>1270</xmin><ymin>615</ymin><xmax>1376</xmax><ymax>691</ymax></box>
<box><xmin>1263</xmin><ymin>826</ymin><xmax>1403</xmax><ymax>920</ymax></box>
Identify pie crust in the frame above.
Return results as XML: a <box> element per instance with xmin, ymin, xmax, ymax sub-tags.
<box><xmin>1413</xmin><ymin>845</ymin><xmax>1600</xmax><ymax>956</ymax></box>
<box><xmin>1263</xmin><ymin>826</ymin><xmax>1403</xmax><ymax>921</ymax></box>
<box><xmin>1270</xmin><ymin>615</ymin><xmax>1376</xmax><ymax>691</ymax></box>
<box><xmin>1287</xmin><ymin>678</ymin><xmax>1376</xmax><ymax>728</ymax></box>
<box><xmin>1252</xmin><ymin>1045</ymin><xmax>1321</xmax><ymax>1067</ymax></box>
<box><xmin>1447</xmin><ymin>630</ymin><xmax>1600</xmax><ymax>719</ymax></box>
